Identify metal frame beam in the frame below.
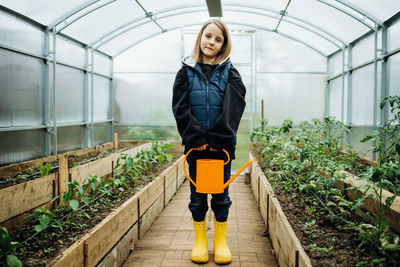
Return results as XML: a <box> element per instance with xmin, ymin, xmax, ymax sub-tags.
<box><xmin>89</xmin><ymin>3</ymin><xmax>347</xmax><ymax>51</ymax></box>
<box><xmin>114</xmin><ymin>22</ymin><xmax>327</xmax><ymax>58</ymax></box>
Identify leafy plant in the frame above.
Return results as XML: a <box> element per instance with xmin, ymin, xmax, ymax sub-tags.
<box><xmin>0</xmin><ymin>227</ymin><xmax>22</xmax><ymax>267</ymax></box>
<box><xmin>38</xmin><ymin>163</ymin><xmax>52</xmax><ymax>177</ymax></box>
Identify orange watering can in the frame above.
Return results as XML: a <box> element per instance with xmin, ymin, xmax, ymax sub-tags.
<box><xmin>183</xmin><ymin>148</ymin><xmax>253</xmax><ymax>194</ymax></box>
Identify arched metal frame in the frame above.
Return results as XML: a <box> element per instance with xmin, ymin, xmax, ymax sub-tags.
<box><xmin>114</xmin><ymin>22</ymin><xmax>328</xmax><ymax>58</ymax></box>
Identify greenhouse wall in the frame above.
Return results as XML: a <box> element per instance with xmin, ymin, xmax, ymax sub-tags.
<box><xmin>327</xmin><ymin>18</ymin><xmax>400</xmax><ymax>159</ymax></box>
<box><xmin>0</xmin><ymin>11</ymin><xmax>113</xmax><ymax>165</ymax></box>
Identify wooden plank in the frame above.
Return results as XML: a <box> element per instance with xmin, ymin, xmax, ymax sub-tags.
<box><xmin>69</xmin><ymin>157</ymin><xmax>112</xmax><ymax>185</ymax></box>
<box><xmin>84</xmin><ymin>195</ymin><xmax>139</xmax><ymax>267</ymax></box>
<box><xmin>58</xmin><ymin>155</ymin><xmax>69</xmax><ymax>202</ymax></box>
<box><xmin>113</xmin><ymin>132</ymin><xmax>118</xmax><ymax>150</ymax></box>
<box><xmin>338</xmin><ymin>170</ymin><xmax>400</xmax><ymax>233</ymax></box>
<box><xmin>138</xmin><ymin>176</ymin><xmax>164</xmax><ymax>217</ymax></box>
<box><xmin>140</xmin><ymin>194</ymin><xmax>164</xmax><ymax>239</ymax></box>
<box><xmin>0</xmin><ymin>173</ymin><xmax>56</xmax><ymax>223</ymax></box>
<box><xmin>47</xmin><ymin>235</ymin><xmax>85</xmax><ymax>267</ymax></box>
<box><xmin>164</xmin><ymin>161</ymin><xmax>178</xmax><ymax>188</ymax></box>
<box><xmin>251</xmin><ymin>154</ymin><xmax>312</xmax><ymax>267</ymax></box>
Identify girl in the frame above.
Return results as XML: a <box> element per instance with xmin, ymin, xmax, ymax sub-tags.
<box><xmin>172</xmin><ymin>19</ymin><xmax>246</xmax><ymax>264</ymax></box>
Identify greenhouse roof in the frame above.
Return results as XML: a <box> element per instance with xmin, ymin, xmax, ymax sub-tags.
<box><xmin>1</xmin><ymin>0</ymin><xmax>399</xmax><ymax>57</ymax></box>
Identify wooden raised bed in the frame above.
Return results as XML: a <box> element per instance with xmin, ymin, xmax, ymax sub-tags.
<box><xmin>0</xmin><ymin>142</ymin><xmax>151</xmax><ymax>232</ymax></box>
<box><xmin>249</xmin><ymin>153</ymin><xmax>312</xmax><ymax>267</ymax></box>
<box><xmin>48</xmin><ymin>153</ymin><xmax>186</xmax><ymax>267</ymax></box>
<box><xmin>250</xmin><ymin>142</ymin><xmax>400</xmax><ymax>234</ymax></box>
<box><xmin>318</xmin><ymin>169</ymin><xmax>400</xmax><ymax>234</ymax></box>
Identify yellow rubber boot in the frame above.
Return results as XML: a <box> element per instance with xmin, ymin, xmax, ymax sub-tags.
<box><xmin>213</xmin><ymin>217</ymin><xmax>232</xmax><ymax>264</ymax></box>
<box><xmin>191</xmin><ymin>219</ymin><xmax>209</xmax><ymax>263</ymax></box>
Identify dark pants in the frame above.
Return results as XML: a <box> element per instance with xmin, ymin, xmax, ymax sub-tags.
<box><xmin>187</xmin><ymin>149</ymin><xmax>232</xmax><ymax>222</ymax></box>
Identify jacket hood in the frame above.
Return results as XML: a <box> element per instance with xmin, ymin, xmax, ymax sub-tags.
<box><xmin>182</xmin><ymin>55</ymin><xmax>230</xmax><ymax>68</ymax></box>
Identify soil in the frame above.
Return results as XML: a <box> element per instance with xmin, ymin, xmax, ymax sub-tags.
<box><xmin>0</xmin><ymin>147</ymin><xmax>132</xmax><ymax>189</ymax></box>
<box><xmin>270</xmin><ymin>182</ymin><xmax>367</xmax><ymax>266</ymax></box>
<box><xmin>7</xmin><ymin>158</ymin><xmax>176</xmax><ymax>267</ymax></box>
<box><xmin>256</xmin><ymin>157</ymin><xmax>372</xmax><ymax>266</ymax></box>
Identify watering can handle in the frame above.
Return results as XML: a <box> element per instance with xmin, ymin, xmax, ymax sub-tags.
<box><xmin>183</xmin><ymin>147</ymin><xmax>231</xmax><ymax>185</ymax></box>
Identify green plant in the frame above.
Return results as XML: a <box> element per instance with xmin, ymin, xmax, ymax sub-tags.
<box><xmin>0</xmin><ymin>227</ymin><xmax>22</xmax><ymax>267</ymax></box>
<box><xmin>22</xmin><ymin>207</ymin><xmax>63</xmax><ymax>232</ymax></box>
<box><xmin>361</xmin><ymin>95</ymin><xmax>400</xmax><ymax>165</ymax></box>
<box><xmin>38</xmin><ymin>163</ymin><xmax>52</xmax><ymax>177</ymax></box>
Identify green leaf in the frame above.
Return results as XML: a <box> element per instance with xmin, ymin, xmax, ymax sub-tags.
<box><xmin>34</xmin><ymin>225</ymin><xmax>43</xmax><ymax>232</ymax></box>
<box><xmin>166</xmin><ymin>153</ymin><xmax>173</xmax><ymax>162</ymax></box>
<box><xmin>55</xmin><ymin>219</ymin><xmax>63</xmax><ymax>231</ymax></box>
<box><xmin>81</xmin><ymin>195</ymin><xmax>90</xmax><ymax>205</ymax></box>
<box><xmin>6</xmin><ymin>254</ymin><xmax>22</xmax><ymax>267</ymax></box>
<box><xmin>39</xmin><ymin>214</ymin><xmax>50</xmax><ymax>230</ymax></box>
<box><xmin>77</xmin><ymin>185</ymin><xmax>84</xmax><ymax>195</ymax></box>
<box><xmin>69</xmin><ymin>199</ymin><xmax>79</xmax><ymax>211</ymax></box>
<box><xmin>360</xmin><ymin>135</ymin><xmax>374</xmax><ymax>143</ymax></box>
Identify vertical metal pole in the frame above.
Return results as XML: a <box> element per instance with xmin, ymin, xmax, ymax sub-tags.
<box><xmin>52</xmin><ymin>30</ymin><xmax>57</xmax><ymax>155</ymax></box>
<box><xmin>84</xmin><ymin>47</ymin><xmax>89</xmax><ymax>147</ymax></box>
<box><xmin>326</xmin><ymin>56</ymin><xmax>330</xmax><ymax>117</ymax></box>
<box><xmin>110</xmin><ymin>58</ymin><xmax>114</xmax><ymax>142</ymax></box>
<box><xmin>341</xmin><ymin>48</ymin><xmax>345</xmax><ymax>123</ymax></box>
<box><xmin>346</xmin><ymin>45</ymin><xmax>353</xmax><ymax>145</ymax></box>
<box><xmin>44</xmin><ymin>29</ymin><xmax>51</xmax><ymax>156</ymax></box>
<box><xmin>381</xmin><ymin>24</ymin><xmax>388</xmax><ymax>128</ymax></box>
<box><xmin>91</xmin><ymin>49</ymin><xmax>95</xmax><ymax>146</ymax></box>
<box><xmin>253</xmin><ymin>31</ymin><xmax>258</xmax><ymax>128</ymax></box>
<box><xmin>340</xmin><ymin>48</ymin><xmax>346</xmax><ymax>146</ymax></box>
<box><xmin>372</xmin><ymin>24</ymin><xmax>378</xmax><ymax>160</ymax></box>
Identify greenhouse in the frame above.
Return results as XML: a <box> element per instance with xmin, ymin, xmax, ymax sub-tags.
<box><xmin>0</xmin><ymin>0</ymin><xmax>399</xmax><ymax>266</ymax></box>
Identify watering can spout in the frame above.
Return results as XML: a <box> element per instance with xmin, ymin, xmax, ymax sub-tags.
<box><xmin>222</xmin><ymin>160</ymin><xmax>253</xmax><ymax>190</ymax></box>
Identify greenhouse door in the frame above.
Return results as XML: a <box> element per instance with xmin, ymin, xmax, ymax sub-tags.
<box><xmin>181</xmin><ymin>30</ymin><xmax>255</xmax><ymax>171</ymax></box>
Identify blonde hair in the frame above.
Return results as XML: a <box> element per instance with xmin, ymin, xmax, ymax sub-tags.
<box><xmin>193</xmin><ymin>19</ymin><xmax>231</xmax><ymax>64</ymax></box>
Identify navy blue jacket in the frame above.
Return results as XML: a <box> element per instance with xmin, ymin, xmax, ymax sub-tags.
<box><xmin>172</xmin><ymin>56</ymin><xmax>246</xmax><ymax>158</ymax></box>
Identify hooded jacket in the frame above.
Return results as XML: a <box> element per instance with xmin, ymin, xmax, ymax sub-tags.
<box><xmin>172</xmin><ymin>56</ymin><xmax>246</xmax><ymax>158</ymax></box>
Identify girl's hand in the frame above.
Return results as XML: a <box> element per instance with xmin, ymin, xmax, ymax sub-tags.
<box><xmin>193</xmin><ymin>144</ymin><xmax>208</xmax><ymax>151</ymax></box>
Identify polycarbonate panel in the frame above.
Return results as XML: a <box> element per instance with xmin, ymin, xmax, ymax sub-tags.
<box><xmin>0</xmin><ymin>50</ymin><xmax>43</xmax><ymax>127</ymax></box>
<box><xmin>328</xmin><ymin>51</ymin><xmax>343</xmax><ymax>78</ymax></box>
<box><xmin>388</xmin><ymin>21</ymin><xmax>400</xmax><ymax>52</ymax></box>
<box><xmin>348</xmin><ymin>126</ymin><xmax>374</xmax><ymax>159</ymax></box>
<box><xmin>287</xmin><ymin>0</ymin><xmax>369</xmax><ymax>43</ymax></box>
<box><xmin>0</xmin><ymin>130</ymin><xmax>44</xmax><ymax>166</ymax></box>
<box><xmin>352</xmin><ymin>34</ymin><xmax>375</xmax><ymax>67</ymax></box>
<box><xmin>56</xmin><ymin>35</ymin><xmax>85</xmax><ymax>68</ymax></box>
<box><xmin>114</xmin><ymin>73</ymin><xmax>176</xmax><ymax>125</ymax></box>
<box><xmin>328</xmin><ymin>78</ymin><xmax>343</xmax><ymax>121</ymax></box>
<box><xmin>114</xmin><ymin>29</ymin><xmax>181</xmax><ymax>71</ymax></box>
<box><xmin>222</xmin><ymin>10</ymin><xmax>278</xmax><ymax>30</ymax></box>
<box><xmin>93</xmin><ymin>52</ymin><xmax>111</xmax><ymax>76</ymax></box>
<box><xmin>388</xmin><ymin>53</ymin><xmax>400</xmax><ymax>121</ymax></box>
<box><xmin>56</xmin><ymin>65</ymin><xmax>85</xmax><ymax>123</ymax></box>
<box><xmin>257</xmin><ymin>73</ymin><xmax>325</xmax><ymax>126</ymax></box>
<box><xmin>230</xmin><ymin>34</ymin><xmax>252</xmax><ymax>64</ymax></box>
<box><xmin>57</xmin><ymin>125</ymin><xmax>83</xmax><ymax>153</ymax></box>
<box><xmin>351</xmin><ymin>64</ymin><xmax>381</xmax><ymax>126</ymax></box>
<box><xmin>345</xmin><ymin>0</ymin><xmax>400</xmax><ymax>22</ymax></box>
<box><xmin>93</xmin><ymin>75</ymin><xmax>110</xmax><ymax>121</ymax></box>
<box><xmin>156</xmin><ymin>11</ymin><xmax>210</xmax><ymax>32</ymax></box>
<box><xmin>98</xmin><ymin>22</ymin><xmax>160</xmax><ymax>57</ymax></box>
<box><xmin>94</xmin><ymin>122</ymin><xmax>111</xmax><ymax>145</ymax></box>
<box><xmin>257</xmin><ymin>31</ymin><xmax>326</xmax><ymax>72</ymax></box>
<box><xmin>0</xmin><ymin>12</ymin><xmax>43</xmax><ymax>55</ymax></box>
<box><xmin>0</xmin><ymin>0</ymin><xmax>86</xmax><ymax>25</ymax></box>
<box><xmin>278</xmin><ymin>22</ymin><xmax>337</xmax><ymax>56</ymax></box>
<box><xmin>61</xmin><ymin>0</ymin><xmax>143</xmax><ymax>44</ymax></box>
<box><xmin>137</xmin><ymin>0</ymin><xmax>204</xmax><ymax>13</ymax></box>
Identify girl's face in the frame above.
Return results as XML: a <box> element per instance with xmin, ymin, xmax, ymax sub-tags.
<box><xmin>200</xmin><ymin>23</ymin><xmax>224</xmax><ymax>64</ymax></box>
